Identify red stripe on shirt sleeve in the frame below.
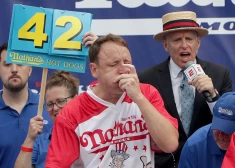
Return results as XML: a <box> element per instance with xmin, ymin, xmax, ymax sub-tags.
<box><xmin>45</xmin><ymin>115</ymin><xmax>80</xmax><ymax>168</ymax></box>
<box><xmin>146</xmin><ymin>84</ymin><xmax>178</xmax><ymax>129</ymax></box>
<box><xmin>140</xmin><ymin>84</ymin><xmax>178</xmax><ymax>152</ymax></box>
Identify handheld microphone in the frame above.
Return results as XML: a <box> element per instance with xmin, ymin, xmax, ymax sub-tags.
<box><xmin>184</xmin><ymin>61</ymin><xmax>211</xmax><ymax>100</ymax></box>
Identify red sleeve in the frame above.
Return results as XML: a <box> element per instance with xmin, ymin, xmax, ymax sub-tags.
<box><xmin>141</xmin><ymin>84</ymin><xmax>178</xmax><ymax>152</ymax></box>
<box><xmin>147</xmin><ymin>84</ymin><xmax>178</xmax><ymax>130</ymax></box>
<box><xmin>222</xmin><ymin>133</ymin><xmax>235</xmax><ymax>168</ymax></box>
<box><xmin>45</xmin><ymin>115</ymin><xmax>80</xmax><ymax>168</ymax></box>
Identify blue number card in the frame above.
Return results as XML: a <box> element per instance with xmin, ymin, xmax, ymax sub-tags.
<box><xmin>7</xmin><ymin>4</ymin><xmax>93</xmax><ymax>73</ymax></box>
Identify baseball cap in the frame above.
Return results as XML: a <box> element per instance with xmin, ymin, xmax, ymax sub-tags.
<box><xmin>211</xmin><ymin>92</ymin><xmax>235</xmax><ymax>134</ymax></box>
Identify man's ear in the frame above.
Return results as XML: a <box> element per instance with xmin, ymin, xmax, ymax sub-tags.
<box><xmin>163</xmin><ymin>40</ymin><xmax>169</xmax><ymax>52</ymax></box>
<box><xmin>28</xmin><ymin>66</ymin><xmax>32</xmax><ymax>77</ymax></box>
<box><xmin>197</xmin><ymin>36</ymin><xmax>201</xmax><ymax>50</ymax></box>
<box><xmin>90</xmin><ymin>62</ymin><xmax>98</xmax><ymax>78</ymax></box>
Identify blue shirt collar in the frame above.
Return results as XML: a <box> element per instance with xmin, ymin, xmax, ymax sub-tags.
<box><xmin>43</xmin><ymin>126</ymin><xmax>53</xmax><ymax>140</ymax></box>
<box><xmin>208</xmin><ymin>128</ymin><xmax>226</xmax><ymax>155</ymax></box>
<box><xmin>0</xmin><ymin>91</ymin><xmax>6</xmax><ymax>110</ymax></box>
<box><xmin>0</xmin><ymin>89</ymin><xmax>39</xmax><ymax>110</ymax></box>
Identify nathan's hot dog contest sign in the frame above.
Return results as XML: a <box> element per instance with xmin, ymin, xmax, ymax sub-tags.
<box><xmin>7</xmin><ymin>4</ymin><xmax>92</xmax><ymax>73</ymax></box>
<box><xmin>6</xmin><ymin>4</ymin><xmax>92</xmax><ymax>116</ymax></box>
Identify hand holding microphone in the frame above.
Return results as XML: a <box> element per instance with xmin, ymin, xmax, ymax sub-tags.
<box><xmin>184</xmin><ymin>61</ymin><xmax>219</xmax><ymax>102</ymax></box>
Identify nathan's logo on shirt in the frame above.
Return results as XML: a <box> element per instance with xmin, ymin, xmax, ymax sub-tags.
<box><xmin>218</xmin><ymin>107</ymin><xmax>233</xmax><ymax>115</ymax></box>
<box><xmin>80</xmin><ymin>117</ymin><xmax>148</xmax><ymax>150</ymax></box>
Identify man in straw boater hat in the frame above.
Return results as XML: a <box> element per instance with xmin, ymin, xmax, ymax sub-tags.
<box><xmin>138</xmin><ymin>11</ymin><xmax>233</xmax><ymax>167</ymax></box>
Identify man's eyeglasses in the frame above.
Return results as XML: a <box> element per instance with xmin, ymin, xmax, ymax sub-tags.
<box><xmin>45</xmin><ymin>95</ymin><xmax>74</xmax><ymax>111</ymax></box>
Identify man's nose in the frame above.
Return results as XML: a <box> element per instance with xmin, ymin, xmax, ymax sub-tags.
<box><xmin>11</xmin><ymin>64</ymin><xmax>18</xmax><ymax>73</ymax></box>
<box><xmin>181</xmin><ymin>39</ymin><xmax>188</xmax><ymax>49</ymax></box>
<box><xmin>118</xmin><ymin>66</ymin><xmax>130</xmax><ymax>74</ymax></box>
<box><xmin>219</xmin><ymin>131</ymin><xmax>228</xmax><ymax>139</ymax></box>
<box><xmin>52</xmin><ymin>103</ymin><xmax>60</xmax><ymax>111</ymax></box>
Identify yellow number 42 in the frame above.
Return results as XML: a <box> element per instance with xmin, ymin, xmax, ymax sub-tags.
<box><xmin>18</xmin><ymin>12</ymin><xmax>83</xmax><ymax>50</ymax></box>
<box><xmin>18</xmin><ymin>12</ymin><xmax>48</xmax><ymax>48</ymax></box>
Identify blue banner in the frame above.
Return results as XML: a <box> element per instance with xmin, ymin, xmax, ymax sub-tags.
<box><xmin>0</xmin><ymin>0</ymin><xmax>235</xmax><ymax>93</ymax></box>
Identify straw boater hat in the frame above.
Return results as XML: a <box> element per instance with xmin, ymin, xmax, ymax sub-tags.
<box><xmin>154</xmin><ymin>11</ymin><xmax>209</xmax><ymax>41</ymax></box>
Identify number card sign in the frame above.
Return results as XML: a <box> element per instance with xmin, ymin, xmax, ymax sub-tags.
<box><xmin>7</xmin><ymin>4</ymin><xmax>92</xmax><ymax>73</ymax></box>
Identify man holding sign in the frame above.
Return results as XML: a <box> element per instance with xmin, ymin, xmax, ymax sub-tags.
<box><xmin>0</xmin><ymin>43</ymin><xmax>52</xmax><ymax>168</ymax></box>
<box><xmin>14</xmin><ymin>71</ymin><xmax>80</xmax><ymax>168</ymax></box>
<box><xmin>45</xmin><ymin>34</ymin><xmax>179</xmax><ymax>168</ymax></box>
<box><xmin>1</xmin><ymin>3</ymin><xmax>96</xmax><ymax>167</ymax></box>
<box><xmin>13</xmin><ymin>31</ymin><xmax>98</xmax><ymax>168</ymax></box>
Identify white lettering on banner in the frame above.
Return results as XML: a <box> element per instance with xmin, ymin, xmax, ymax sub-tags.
<box><xmin>200</xmin><ymin>18</ymin><xmax>235</xmax><ymax>34</ymax></box>
<box><xmin>79</xmin><ymin>85</ymin><xmax>86</xmax><ymax>94</ymax></box>
<box><xmin>90</xmin><ymin>18</ymin><xmax>235</xmax><ymax>36</ymax></box>
<box><xmin>117</xmin><ymin>0</ymin><xmax>168</xmax><ymax>8</ymax></box>
<box><xmin>192</xmin><ymin>0</ymin><xmax>224</xmax><ymax>6</ymax></box>
<box><xmin>75</xmin><ymin>0</ymin><xmax>111</xmax><ymax>8</ymax></box>
<box><xmin>75</xmin><ymin>0</ymin><xmax>235</xmax><ymax>8</ymax></box>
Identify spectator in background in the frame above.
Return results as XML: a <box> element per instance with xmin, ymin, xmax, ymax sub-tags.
<box><xmin>14</xmin><ymin>32</ymin><xmax>98</xmax><ymax>168</ymax></box>
<box><xmin>178</xmin><ymin>92</ymin><xmax>235</xmax><ymax>168</ymax></box>
<box><xmin>45</xmin><ymin>34</ymin><xmax>179</xmax><ymax>168</ymax></box>
<box><xmin>15</xmin><ymin>70</ymin><xmax>80</xmax><ymax>168</ymax></box>
<box><xmin>138</xmin><ymin>11</ymin><xmax>233</xmax><ymax>167</ymax></box>
<box><xmin>0</xmin><ymin>42</ymin><xmax>52</xmax><ymax>168</ymax></box>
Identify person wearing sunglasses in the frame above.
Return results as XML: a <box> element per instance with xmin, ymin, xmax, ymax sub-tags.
<box><xmin>14</xmin><ymin>70</ymin><xmax>80</xmax><ymax>168</ymax></box>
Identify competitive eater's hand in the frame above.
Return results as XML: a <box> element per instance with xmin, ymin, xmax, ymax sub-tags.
<box><xmin>113</xmin><ymin>64</ymin><xmax>143</xmax><ymax>101</ymax></box>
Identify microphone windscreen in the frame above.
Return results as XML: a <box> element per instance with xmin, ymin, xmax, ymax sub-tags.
<box><xmin>185</xmin><ymin>61</ymin><xmax>194</xmax><ymax>69</ymax></box>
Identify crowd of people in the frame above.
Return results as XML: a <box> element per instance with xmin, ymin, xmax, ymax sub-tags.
<box><xmin>0</xmin><ymin>11</ymin><xmax>235</xmax><ymax>168</ymax></box>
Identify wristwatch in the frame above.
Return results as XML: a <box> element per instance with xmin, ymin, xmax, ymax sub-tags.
<box><xmin>206</xmin><ymin>89</ymin><xmax>220</xmax><ymax>103</ymax></box>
